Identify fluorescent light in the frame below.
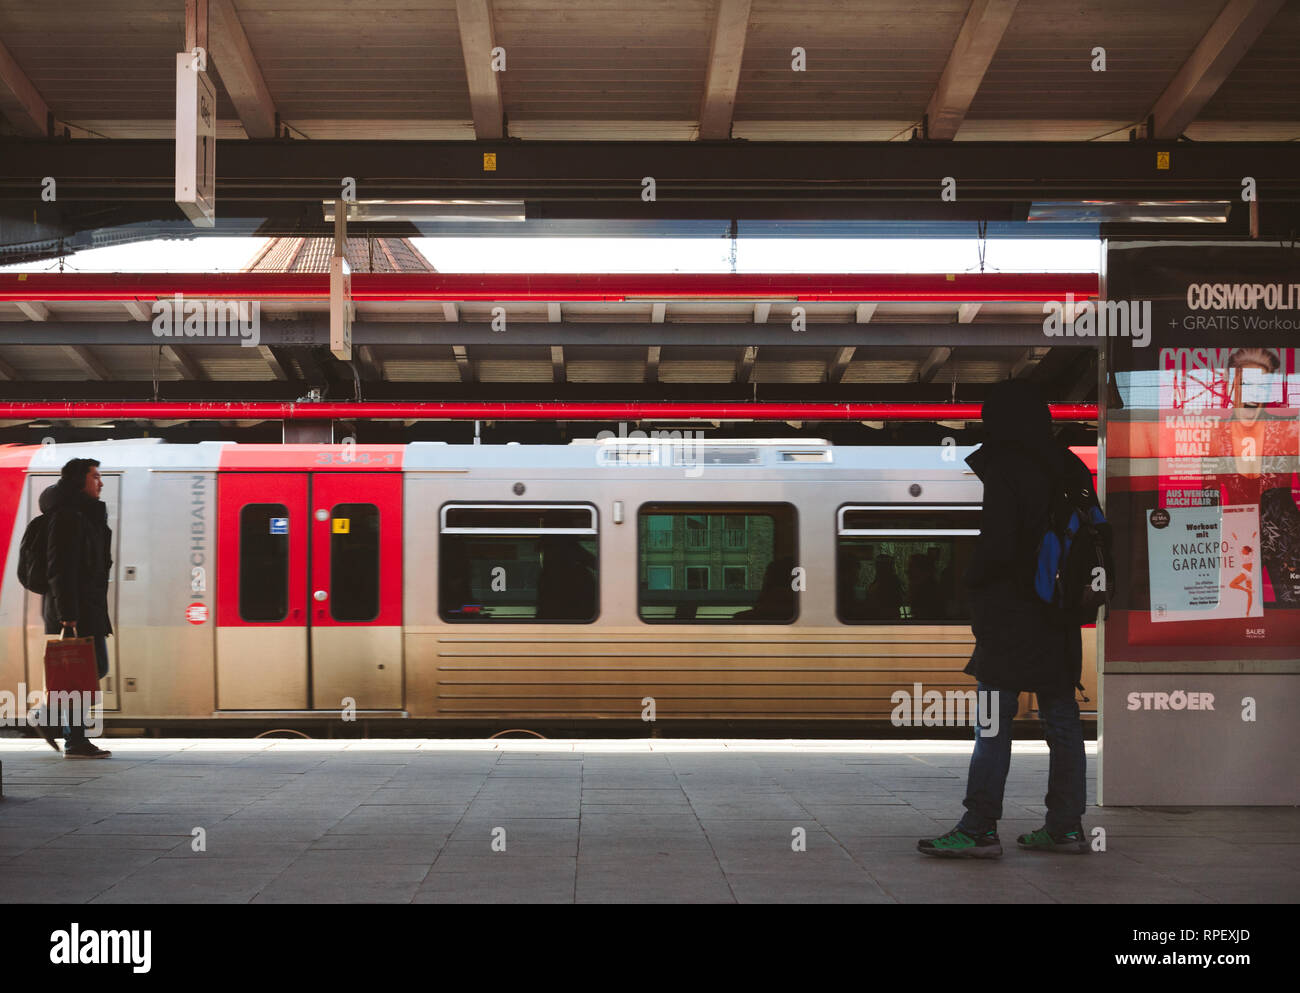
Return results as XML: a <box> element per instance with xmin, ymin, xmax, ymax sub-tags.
<box><xmin>322</xmin><ymin>200</ymin><xmax>525</xmax><ymax>223</ymax></box>
<box><xmin>1028</xmin><ymin>201</ymin><xmax>1230</xmax><ymax>223</ymax></box>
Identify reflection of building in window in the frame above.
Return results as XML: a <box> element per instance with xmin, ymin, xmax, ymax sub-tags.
<box><xmin>638</xmin><ymin>505</ymin><xmax>796</xmax><ymax>622</ymax></box>
<box><xmin>647</xmin><ymin>515</ymin><xmax>673</xmax><ymax>549</ymax></box>
<box><xmin>686</xmin><ymin>515</ymin><xmax>709</xmax><ymax>549</ymax></box>
<box><xmin>647</xmin><ymin>565</ymin><xmax>673</xmax><ymax>589</ymax></box>
<box><xmin>724</xmin><ymin>515</ymin><xmax>748</xmax><ymax>549</ymax></box>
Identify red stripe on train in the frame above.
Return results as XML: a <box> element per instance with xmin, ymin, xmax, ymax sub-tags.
<box><xmin>217</xmin><ymin>444</ymin><xmax>406</xmax><ymax>471</ymax></box>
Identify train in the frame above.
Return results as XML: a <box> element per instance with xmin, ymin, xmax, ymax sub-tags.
<box><xmin>0</xmin><ymin>437</ymin><xmax>1099</xmax><ymax>733</ymax></box>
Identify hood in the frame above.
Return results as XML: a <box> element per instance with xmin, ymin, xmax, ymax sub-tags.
<box><xmin>39</xmin><ymin>480</ymin><xmax>102</xmax><ymax>516</ymax></box>
<box><xmin>966</xmin><ymin>379</ymin><xmax>1064</xmax><ymax>477</ymax></box>
<box><xmin>982</xmin><ymin>379</ymin><xmax>1054</xmax><ymax>449</ymax></box>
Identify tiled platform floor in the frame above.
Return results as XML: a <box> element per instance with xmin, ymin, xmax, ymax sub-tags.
<box><xmin>0</xmin><ymin>739</ymin><xmax>1296</xmax><ymax>904</ymax></box>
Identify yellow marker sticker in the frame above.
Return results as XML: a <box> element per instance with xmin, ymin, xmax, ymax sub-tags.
<box><xmin>332</xmin><ymin>518</ymin><xmax>350</xmax><ymax>534</ymax></box>
<box><xmin>1156</xmin><ymin>151</ymin><xmax>1170</xmax><ymax>170</ymax></box>
<box><xmin>946</xmin><ymin>273</ymin><xmax>955</xmax><ymax>281</ymax></box>
<box><xmin>483</xmin><ymin>152</ymin><xmax>497</xmax><ymax>171</ymax></box>
<box><xmin>18</xmin><ymin>273</ymin><xmax>27</xmax><ymax>280</ymax></box>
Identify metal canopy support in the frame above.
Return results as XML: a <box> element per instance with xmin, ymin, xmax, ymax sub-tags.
<box><xmin>1149</xmin><ymin>0</ymin><xmax>1286</xmax><ymax>139</ymax></box>
<box><xmin>917</xmin><ymin>346</ymin><xmax>953</xmax><ymax>383</ymax></box>
<box><xmin>209</xmin><ymin>0</ymin><xmax>278</xmax><ymax>138</ymax></box>
<box><xmin>1009</xmin><ymin>345</ymin><xmax>1051</xmax><ymax>378</ymax></box>
<box><xmin>698</xmin><ymin>0</ymin><xmax>752</xmax><ymax>140</ymax></box>
<box><xmin>0</xmin><ymin>36</ymin><xmax>51</xmax><ymax>135</ymax></box>
<box><xmin>827</xmin><ymin>346</ymin><xmax>856</xmax><ymax>384</ymax></box>
<box><xmin>257</xmin><ymin>345</ymin><xmax>292</xmax><ymax>381</ymax></box>
<box><xmin>737</xmin><ymin>345</ymin><xmax>757</xmax><ymax>383</ymax></box>
<box><xmin>61</xmin><ymin>345</ymin><xmax>108</xmax><ymax>381</ymax></box>
<box><xmin>645</xmin><ymin>345</ymin><xmax>661</xmax><ymax>383</ymax></box>
<box><xmin>454</xmin><ymin>0</ymin><xmax>504</xmax><ymax>139</ymax></box>
<box><xmin>452</xmin><ymin>344</ymin><xmax>473</xmax><ymax>382</ymax></box>
<box><xmin>160</xmin><ymin>344</ymin><xmax>205</xmax><ymax>381</ymax></box>
<box><xmin>925</xmin><ymin>0</ymin><xmax>1020</xmax><ymax>140</ymax></box>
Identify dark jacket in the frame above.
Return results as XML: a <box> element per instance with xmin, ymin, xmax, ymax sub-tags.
<box><xmin>40</xmin><ymin>481</ymin><xmax>113</xmax><ymax>637</ymax></box>
<box><xmin>962</xmin><ymin>381</ymin><xmax>1096</xmax><ymax>695</ymax></box>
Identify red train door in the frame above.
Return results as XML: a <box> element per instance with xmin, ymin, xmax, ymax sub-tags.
<box><xmin>308</xmin><ymin>473</ymin><xmax>403</xmax><ymax>710</ymax></box>
<box><xmin>216</xmin><ymin>473</ymin><xmax>309</xmax><ymax>709</ymax></box>
<box><xmin>217</xmin><ymin>471</ymin><xmax>402</xmax><ymax>711</ymax></box>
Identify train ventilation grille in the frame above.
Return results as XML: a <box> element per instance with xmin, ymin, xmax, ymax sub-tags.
<box><xmin>596</xmin><ymin>445</ymin><xmax>763</xmax><ymax>466</ymax></box>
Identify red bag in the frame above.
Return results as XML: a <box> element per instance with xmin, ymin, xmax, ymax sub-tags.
<box><xmin>44</xmin><ymin>636</ymin><xmax>99</xmax><ymax>696</ymax></box>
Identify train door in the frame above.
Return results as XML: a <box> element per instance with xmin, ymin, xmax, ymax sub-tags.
<box><xmin>307</xmin><ymin>473</ymin><xmax>402</xmax><ymax>710</ymax></box>
<box><xmin>216</xmin><ymin>472</ymin><xmax>402</xmax><ymax>710</ymax></box>
<box><xmin>216</xmin><ymin>473</ymin><xmax>308</xmax><ymax>708</ymax></box>
<box><xmin>24</xmin><ymin>472</ymin><xmax>121</xmax><ymax>711</ymax></box>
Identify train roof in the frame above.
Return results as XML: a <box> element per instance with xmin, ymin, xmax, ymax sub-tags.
<box><xmin>0</xmin><ymin>439</ymin><xmax>1098</xmax><ymax>474</ymax></box>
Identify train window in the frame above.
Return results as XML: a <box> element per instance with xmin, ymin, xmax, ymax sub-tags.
<box><xmin>330</xmin><ymin>503</ymin><xmax>380</xmax><ymax>622</ymax></box>
<box><xmin>238</xmin><ymin>503</ymin><xmax>290</xmax><ymax>622</ymax></box>
<box><xmin>439</xmin><ymin>503</ymin><xmax>598</xmax><ymax>623</ymax></box>
<box><xmin>836</xmin><ymin>505</ymin><xmax>979</xmax><ymax>624</ymax></box>
<box><xmin>638</xmin><ymin>503</ymin><xmax>798</xmax><ymax>623</ymax></box>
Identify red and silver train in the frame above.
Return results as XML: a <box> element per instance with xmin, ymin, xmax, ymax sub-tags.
<box><xmin>0</xmin><ymin>438</ymin><xmax>1098</xmax><ymax>730</ymax></box>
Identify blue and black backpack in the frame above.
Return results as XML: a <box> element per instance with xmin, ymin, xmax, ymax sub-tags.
<box><xmin>1034</xmin><ymin>482</ymin><xmax>1114</xmax><ymax>625</ymax></box>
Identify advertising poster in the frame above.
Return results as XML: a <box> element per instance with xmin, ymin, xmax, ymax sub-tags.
<box><xmin>1106</xmin><ymin>243</ymin><xmax>1300</xmax><ymax>660</ymax></box>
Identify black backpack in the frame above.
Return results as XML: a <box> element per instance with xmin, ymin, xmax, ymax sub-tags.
<box><xmin>16</xmin><ymin>514</ymin><xmax>52</xmax><ymax>595</ymax></box>
<box><xmin>1034</xmin><ymin>482</ymin><xmax>1115</xmax><ymax>625</ymax></box>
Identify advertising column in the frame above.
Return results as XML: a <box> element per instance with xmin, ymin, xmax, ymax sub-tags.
<box><xmin>1103</xmin><ymin>242</ymin><xmax>1300</xmax><ymax>804</ymax></box>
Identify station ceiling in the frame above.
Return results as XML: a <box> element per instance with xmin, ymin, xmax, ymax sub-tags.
<box><xmin>1</xmin><ymin>0</ymin><xmax>1295</xmax><ymax>143</ymax></box>
<box><xmin>0</xmin><ymin>1</ymin><xmax>1289</xmax><ymax>427</ymax></box>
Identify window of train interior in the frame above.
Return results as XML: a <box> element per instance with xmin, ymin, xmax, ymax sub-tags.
<box><xmin>637</xmin><ymin>503</ymin><xmax>798</xmax><ymax>623</ymax></box>
<box><xmin>330</xmin><ymin>503</ymin><xmax>380</xmax><ymax>622</ymax></box>
<box><xmin>836</xmin><ymin>505</ymin><xmax>980</xmax><ymax>625</ymax></box>
<box><xmin>438</xmin><ymin>504</ymin><xmax>599</xmax><ymax>623</ymax></box>
<box><xmin>239</xmin><ymin>503</ymin><xmax>290</xmax><ymax>622</ymax></box>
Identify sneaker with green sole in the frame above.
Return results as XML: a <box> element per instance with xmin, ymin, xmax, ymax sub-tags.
<box><xmin>1017</xmin><ymin>825</ymin><xmax>1087</xmax><ymax>853</ymax></box>
<box><xmin>917</xmin><ymin>827</ymin><xmax>1002</xmax><ymax>859</ymax></box>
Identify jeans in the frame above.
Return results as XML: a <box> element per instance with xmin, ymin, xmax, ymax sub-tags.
<box><xmin>955</xmin><ymin>681</ymin><xmax>1086</xmax><ymax>837</ymax></box>
<box><xmin>64</xmin><ymin>635</ymin><xmax>110</xmax><ymax>746</ymax></box>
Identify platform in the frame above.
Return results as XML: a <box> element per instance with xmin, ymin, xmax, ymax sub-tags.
<box><xmin>0</xmin><ymin>739</ymin><xmax>1295</xmax><ymax>904</ymax></box>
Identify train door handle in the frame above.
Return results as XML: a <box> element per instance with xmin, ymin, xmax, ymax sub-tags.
<box><xmin>313</xmin><ymin>590</ymin><xmax>328</xmax><ymax>601</ymax></box>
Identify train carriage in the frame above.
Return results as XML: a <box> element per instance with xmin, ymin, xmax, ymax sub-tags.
<box><xmin>0</xmin><ymin>438</ymin><xmax>1099</xmax><ymax>731</ymax></box>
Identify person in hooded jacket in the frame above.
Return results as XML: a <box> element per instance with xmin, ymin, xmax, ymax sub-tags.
<box><xmin>918</xmin><ymin>380</ymin><xmax>1097</xmax><ymax>858</ymax></box>
<box><xmin>33</xmin><ymin>457</ymin><xmax>114</xmax><ymax>758</ymax></box>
